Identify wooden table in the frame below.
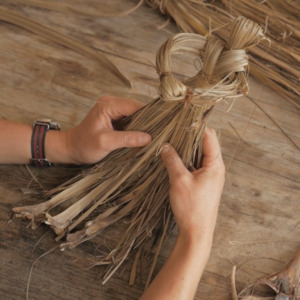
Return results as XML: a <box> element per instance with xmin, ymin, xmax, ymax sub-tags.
<box><xmin>0</xmin><ymin>1</ymin><xmax>299</xmax><ymax>299</ymax></box>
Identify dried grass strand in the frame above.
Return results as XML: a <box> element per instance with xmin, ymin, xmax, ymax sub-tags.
<box><xmin>2</xmin><ymin>0</ymin><xmax>144</xmax><ymax>18</ymax></box>
<box><xmin>14</xmin><ymin>17</ymin><xmax>264</xmax><ymax>284</ymax></box>
<box><xmin>231</xmin><ymin>265</ymin><xmax>239</xmax><ymax>300</ymax></box>
<box><xmin>0</xmin><ymin>6</ymin><xmax>131</xmax><ymax>87</ymax></box>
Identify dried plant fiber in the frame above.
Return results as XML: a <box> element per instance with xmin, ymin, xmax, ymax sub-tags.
<box><xmin>147</xmin><ymin>0</ymin><xmax>300</xmax><ymax>109</ymax></box>
<box><xmin>0</xmin><ymin>0</ymin><xmax>145</xmax><ymax>18</ymax></box>
<box><xmin>13</xmin><ymin>17</ymin><xmax>265</xmax><ymax>285</ymax></box>
<box><xmin>0</xmin><ymin>6</ymin><xmax>131</xmax><ymax>87</ymax></box>
<box><xmin>4</xmin><ymin>0</ymin><xmax>299</xmax><ymax>107</ymax></box>
<box><xmin>237</xmin><ymin>249</ymin><xmax>300</xmax><ymax>299</ymax></box>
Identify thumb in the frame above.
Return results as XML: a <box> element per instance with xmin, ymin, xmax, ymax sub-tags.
<box><xmin>201</xmin><ymin>128</ymin><xmax>223</xmax><ymax>168</ymax></box>
<box><xmin>103</xmin><ymin>130</ymin><xmax>152</xmax><ymax>151</ymax></box>
<box><xmin>160</xmin><ymin>143</ymin><xmax>188</xmax><ymax>182</ymax></box>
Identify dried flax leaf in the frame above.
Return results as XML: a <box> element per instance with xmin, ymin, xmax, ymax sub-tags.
<box><xmin>0</xmin><ymin>6</ymin><xmax>131</xmax><ymax>87</ymax></box>
<box><xmin>1</xmin><ymin>0</ymin><xmax>145</xmax><ymax>18</ymax></box>
<box><xmin>147</xmin><ymin>0</ymin><xmax>300</xmax><ymax>109</ymax></box>
<box><xmin>258</xmin><ymin>249</ymin><xmax>300</xmax><ymax>298</ymax></box>
<box><xmin>13</xmin><ymin>17</ymin><xmax>264</xmax><ymax>284</ymax></box>
<box><xmin>236</xmin><ymin>249</ymin><xmax>300</xmax><ymax>299</ymax></box>
<box><xmin>239</xmin><ymin>296</ymin><xmax>277</xmax><ymax>300</ymax></box>
<box><xmin>232</xmin><ymin>265</ymin><xmax>239</xmax><ymax>300</ymax></box>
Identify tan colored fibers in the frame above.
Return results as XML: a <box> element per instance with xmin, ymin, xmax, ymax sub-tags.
<box><xmin>4</xmin><ymin>0</ymin><xmax>300</xmax><ymax>107</ymax></box>
<box><xmin>147</xmin><ymin>0</ymin><xmax>300</xmax><ymax>109</ymax></box>
<box><xmin>13</xmin><ymin>18</ymin><xmax>264</xmax><ymax>285</ymax></box>
<box><xmin>0</xmin><ymin>0</ymin><xmax>145</xmax><ymax>18</ymax></box>
<box><xmin>0</xmin><ymin>6</ymin><xmax>131</xmax><ymax>87</ymax></box>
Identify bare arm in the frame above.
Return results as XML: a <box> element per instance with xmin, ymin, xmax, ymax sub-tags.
<box><xmin>0</xmin><ymin>119</ymin><xmax>32</xmax><ymax>164</ymax></box>
<box><xmin>0</xmin><ymin>96</ymin><xmax>151</xmax><ymax>165</ymax></box>
<box><xmin>141</xmin><ymin>128</ymin><xmax>225</xmax><ymax>300</ymax></box>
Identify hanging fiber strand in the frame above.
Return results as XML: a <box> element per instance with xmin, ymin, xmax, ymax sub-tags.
<box><xmin>13</xmin><ymin>17</ymin><xmax>265</xmax><ymax>284</ymax></box>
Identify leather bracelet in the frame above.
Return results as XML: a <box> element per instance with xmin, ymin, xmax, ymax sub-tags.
<box><xmin>31</xmin><ymin>119</ymin><xmax>60</xmax><ymax>167</ymax></box>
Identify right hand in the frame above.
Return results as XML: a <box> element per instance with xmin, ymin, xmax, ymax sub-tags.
<box><xmin>160</xmin><ymin>128</ymin><xmax>225</xmax><ymax>241</ymax></box>
<box><xmin>63</xmin><ymin>95</ymin><xmax>152</xmax><ymax>164</ymax></box>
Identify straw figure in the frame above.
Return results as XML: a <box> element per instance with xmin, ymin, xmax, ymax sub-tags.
<box><xmin>13</xmin><ymin>17</ymin><xmax>265</xmax><ymax>284</ymax></box>
<box><xmin>147</xmin><ymin>0</ymin><xmax>300</xmax><ymax>109</ymax></box>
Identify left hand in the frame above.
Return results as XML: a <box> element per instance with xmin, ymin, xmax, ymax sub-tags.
<box><xmin>160</xmin><ymin>128</ymin><xmax>225</xmax><ymax>241</ymax></box>
<box><xmin>63</xmin><ymin>95</ymin><xmax>152</xmax><ymax>164</ymax></box>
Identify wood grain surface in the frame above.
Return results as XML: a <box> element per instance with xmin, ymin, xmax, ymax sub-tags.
<box><xmin>0</xmin><ymin>1</ymin><xmax>299</xmax><ymax>299</ymax></box>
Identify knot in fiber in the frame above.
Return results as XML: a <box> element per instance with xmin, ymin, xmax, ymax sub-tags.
<box><xmin>202</xmin><ymin>37</ymin><xmax>249</xmax><ymax>78</ymax></box>
<box><xmin>156</xmin><ymin>33</ymin><xmax>206</xmax><ymax>102</ymax></box>
<box><xmin>202</xmin><ymin>17</ymin><xmax>265</xmax><ymax>80</ymax></box>
<box><xmin>159</xmin><ymin>72</ymin><xmax>187</xmax><ymax>101</ymax></box>
<box><xmin>156</xmin><ymin>17</ymin><xmax>265</xmax><ymax>103</ymax></box>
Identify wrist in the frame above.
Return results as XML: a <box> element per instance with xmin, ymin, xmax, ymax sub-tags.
<box><xmin>175</xmin><ymin>232</ymin><xmax>213</xmax><ymax>271</ymax></box>
<box><xmin>175</xmin><ymin>230</ymin><xmax>213</xmax><ymax>274</ymax></box>
<box><xmin>45</xmin><ymin>130</ymin><xmax>74</xmax><ymax>164</ymax></box>
<box><xmin>178</xmin><ymin>226</ymin><xmax>214</xmax><ymax>249</ymax></box>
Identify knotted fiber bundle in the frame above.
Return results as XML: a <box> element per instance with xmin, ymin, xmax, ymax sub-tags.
<box><xmin>147</xmin><ymin>0</ymin><xmax>300</xmax><ymax>109</ymax></box>
<box><xmin>3</xmin><ymin>1</ymin><xmax>300</xmax><ymax>107</ymax></box>
<box><xmin>14</xmin><ymin>17</ymin><xmax>265</xmax><ymax>284</ymax></box>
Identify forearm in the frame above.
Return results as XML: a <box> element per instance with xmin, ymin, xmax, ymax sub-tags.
<box><xmin>0</xmin><ymin>119</ymin><xmax>32</xmax><ymax>164</ymax></box>
<box><xmin>0</xmin><ymin>97</ymin><xmax>152</xmax><ymax>165</ymax></box>
<box><xmin>141</xmin><ymin>231</ymin><xmax>213</xmax><ymax>300</ymax></box>
<box><xmin>0</xmin><ymin>118</ymin><xmax>71</xmax><ymax>164</ymax></box>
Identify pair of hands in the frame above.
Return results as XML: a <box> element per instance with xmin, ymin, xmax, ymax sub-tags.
<box><xmin>64</xmin><ymin>95</ymin><xmax>225</xmax><ymax>240</ymax></box>
<box><xmin>0</xmin><ymin>94</ymin><xmax>224</xmax><ymax>299</ymax></box>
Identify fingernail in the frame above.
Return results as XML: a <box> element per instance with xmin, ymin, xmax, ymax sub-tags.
<box><xmin>160</xmin><ymin>144</ymin><xmax>170</xmax><ymax>154</ymax></box>
<box><xmin>139</xmin><ymin>133</ymin><xmax>151</xmax><ymax>145</ymax></box>
<box><xmin>205</xmin><ymin>127</ymin><xmax>215</xmax><ymax>135</ymax></box>
<box><xmin>205</xmin><ymin>127</ymin><xmax>211</xmax><ymax>134</ymax></box>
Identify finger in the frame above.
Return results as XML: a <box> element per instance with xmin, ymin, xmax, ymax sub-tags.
<box><xmin>99</xmin><ymin>96</ymin><xmax>145</xmax><ymax>120</ymax></box>
<box><xmin>160</xmin><ymin>143</ymin><xmax>188</xmax><ymax>182</ymax></box>
<box><xmin>101</xmin><ymin>130</ymin><xmax>152</xmax><ymax>151</ymax></box>
<box><xmin>201</xmin><ymin>128</ymin><xmax>223</xmax><ymax>168</ymax></box>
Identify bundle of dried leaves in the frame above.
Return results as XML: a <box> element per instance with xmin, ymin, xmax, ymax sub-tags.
<box><xmin>147</xmin><ymin>0</ymin><xmax>300</xmax><ymax>109</ymax></box>
<box><xmin>13</xmin><ymin>17</ymin><xmax>265</xmax><ymax>285</ymax></box>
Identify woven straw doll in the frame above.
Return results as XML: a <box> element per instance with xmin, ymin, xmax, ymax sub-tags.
<box><xmin>14</xmin><ymin>17</ymin><xmax>265</xmax><ymax>284</ymax></box>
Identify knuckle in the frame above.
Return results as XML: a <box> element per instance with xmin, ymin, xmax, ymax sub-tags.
<box><xmin>97</xmin><ymin>96</ymin><xmax>111</xmax><ymax>112</ymax></box>
<box><xmin>95</xmin><ymin>102</ymin><xmax>105</xmax><ymax>117</ymax></box>
<box><xmin>175</xmin><ymin>172</ymin><xmax>190</xmax><ymax>183</ymax></box>
<box><xmin>171</xmin><ymin>173</ymin><xmax>190</xmax><ymax>190</ymax></box>
<box><xmin>212</xmin><ymin>162</ymin><xmax>226</xmax><ymax>180</ymax></box>
<box><xmin>96</xmin><ymin>99</ymin><xmax>115</xmax><ymax>122</ymax></box>
<box><xmin>98</xmin><ymin>95</ymin><xmax>110</xmax><ymax>103</ymax></box>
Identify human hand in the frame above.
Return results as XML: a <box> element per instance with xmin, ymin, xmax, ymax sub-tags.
<box><xmin>62</xmin><ymin>96</ymin><xmax>151</xmax><ymax>164</ymax></box>
<box><xmin>160</xmin><ymin>128</ymin><xmax>225</xmax><ymax>241</ymax></box>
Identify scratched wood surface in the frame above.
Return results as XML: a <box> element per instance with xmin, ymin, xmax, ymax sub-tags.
<box><xmin>0</xmin><ymin>1</ymin><xmax>299</xmax><ymax>299</ymax></box>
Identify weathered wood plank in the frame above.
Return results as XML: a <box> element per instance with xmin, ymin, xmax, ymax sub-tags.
<box><xmin>0</xmin><ymin>1</ymin><xmax>299</xmax><ymax>299</ymax></box>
